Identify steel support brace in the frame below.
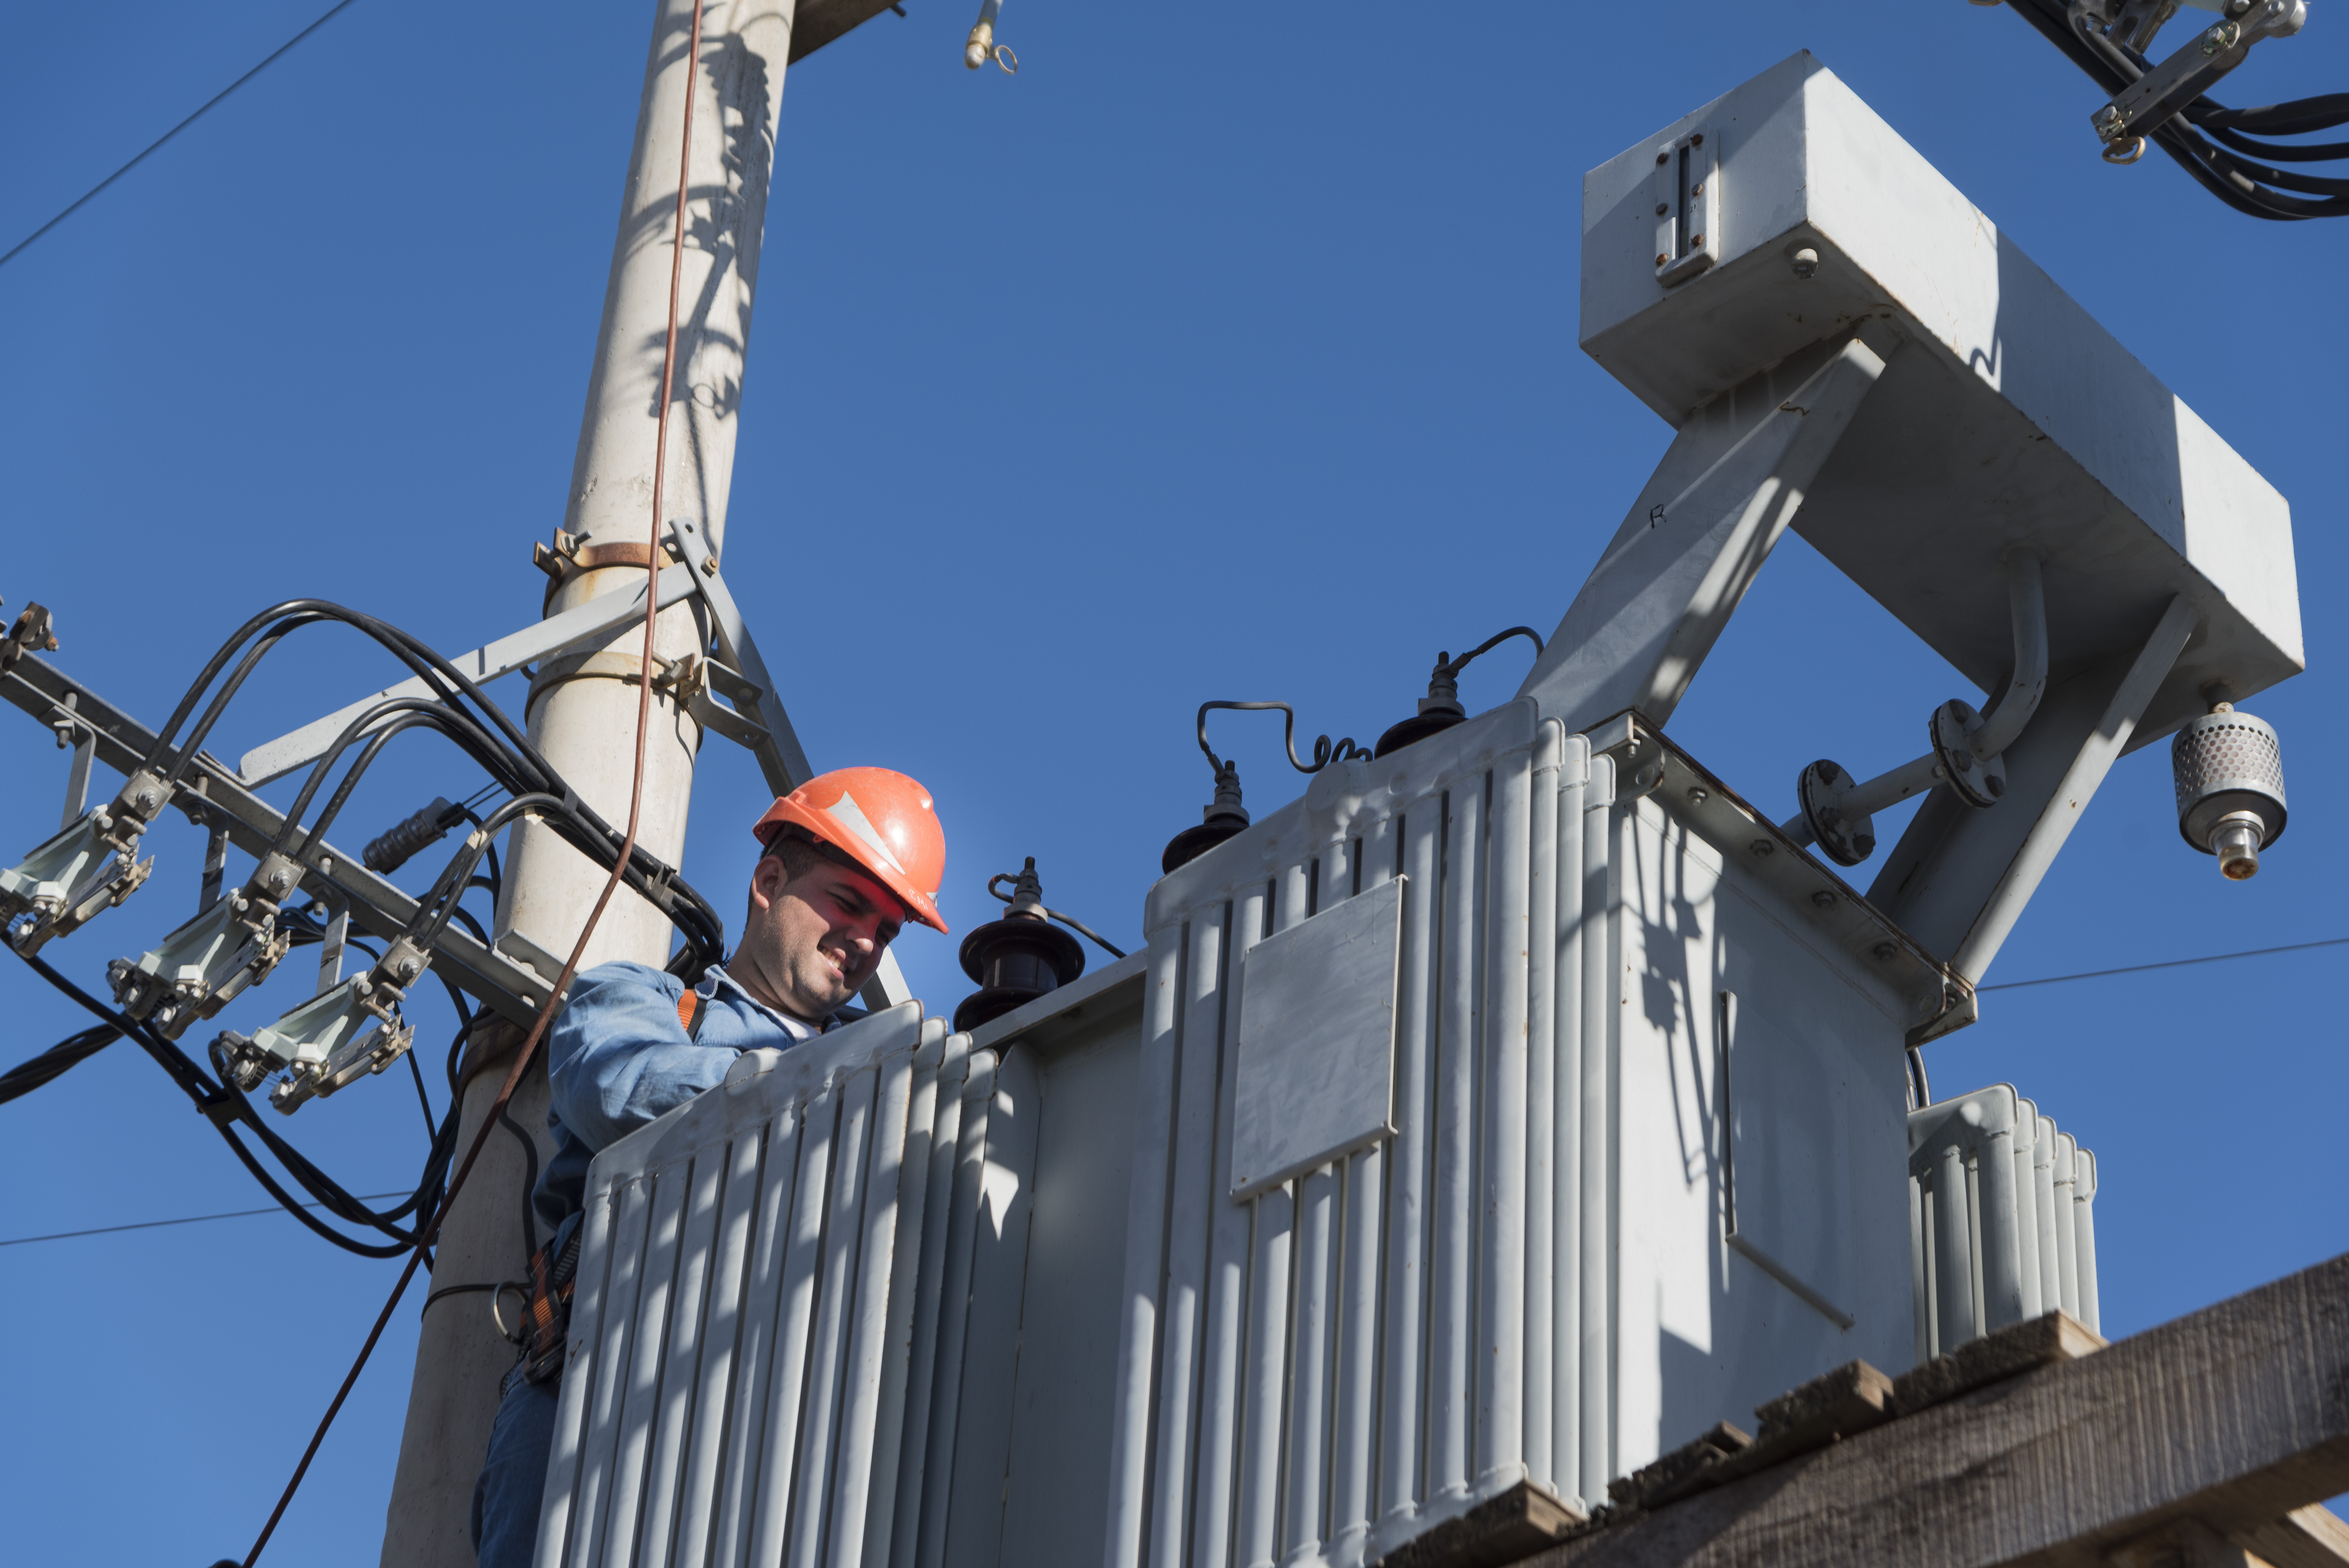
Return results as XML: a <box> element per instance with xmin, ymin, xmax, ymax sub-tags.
<box><xmin>1516</xmin><ymin>335</ymin><xmax>1888</xmax><ymax>735</ymax></box>
<box><xmin>1871</xmin><ymin>596</ymin><xmax>2199</xmax><ymax>984</ymax></box>
<box><xmin>665</xmin><ymin>519</ymin><xmax>909</xmax><ymax>1013</ymax></box>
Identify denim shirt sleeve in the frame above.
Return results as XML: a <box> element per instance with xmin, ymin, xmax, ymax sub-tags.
<box><xmin>542</xmin><ymin>961</ymin><xmax>740</xmax><ymax>1154</ymax></box>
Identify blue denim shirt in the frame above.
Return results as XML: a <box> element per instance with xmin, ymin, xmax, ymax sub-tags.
<box><xmin>531</xmin><ymin>960</ymin><xmax>837</xmax><ymax>1247</ymax></box>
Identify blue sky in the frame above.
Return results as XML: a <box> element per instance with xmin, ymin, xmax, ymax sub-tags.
<box><xmin>1</xmin><ymin>2</ymin><xmax>2342</xmax><ymax>1561</ymax></box>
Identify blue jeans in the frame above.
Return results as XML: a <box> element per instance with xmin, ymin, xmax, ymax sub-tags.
<box><xmin>472</xmin><ymin>1360</ymin><xmax>560</xmax><ymax>1568</ymax></box>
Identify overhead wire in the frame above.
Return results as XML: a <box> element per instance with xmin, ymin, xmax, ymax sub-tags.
<box><xmin>0</xmin><ymin>1192</ymin><xmax>409</xmax><ymax>1249</ymax></box>
<box><xmin>1978</xmin><ymin>934</ymin><xmax>2347</xmax><ymax>992</ymax></box>
<box><xmin>1905</xmin><ymin>936</ymin><xmax>2340</xmax><ymax>1108</ymax></box>
<box><xmin>240</xmin><ymin>0</ymin><xmax>711</xmax><ymax>1552</ymax></box>
<box><xmin>0</xmin><ymin>0</ymin><xmax>367</xmax><ymax>272</ymax></box>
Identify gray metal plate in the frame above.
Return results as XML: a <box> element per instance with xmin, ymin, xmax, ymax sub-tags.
<box><xmin>1228</xmin><ymin>875</ymin><xmax>1403</xmax><ymax>1200</ymax></box>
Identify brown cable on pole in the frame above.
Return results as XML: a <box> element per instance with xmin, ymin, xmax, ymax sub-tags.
<box><xmin>239</xmin><ymin>1</ymin><xmax>709</xmax><ymax>1558</ymax></box>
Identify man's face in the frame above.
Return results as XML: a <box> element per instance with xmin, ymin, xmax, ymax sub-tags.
<box><xmin>737</xmin><ymin>852</ymin><xmax>907</xmax><ymax>1019</ymax></box>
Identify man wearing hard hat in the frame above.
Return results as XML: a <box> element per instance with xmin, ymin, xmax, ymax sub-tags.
<box><xmin>470</xmin><ymin>767</ymin><xmax>949</xmax><ymax>1568</ymax></box>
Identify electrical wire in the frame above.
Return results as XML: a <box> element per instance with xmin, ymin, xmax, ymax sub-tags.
<box><xmin>241</xmin><ymin>4</ymin><xmax>709</xmax><ymax>1553</ymax></box>
<box><xmin>125</xmin><ymin>620</ymin><xmax>728</xmax><ymax>973</ymax></box>
<box><xmin>1908</xmin><ymin>937</ymin><xmax>2340</xmax><ymax>1106</ymax></box>
<box><xmin>984</xmin><ymin>876</ymin><xmax>1128</xmax><ymax>959</ymax></box>
<box><xmin>0</xmin><ymin>0</ymin><xmax>367</xmax><ymax>272</ymax></box>
<box><xmin>7</xmin><ymin>946</ymin><xmax>454</xmax><ymax>1257</ymax></box>
<box><xmin>0</xmin><ymin>1192</ymin><xmax>408</xmax><ymax>1249</ymax></box>
<box><xmin>1978</xmin><ymin>934</ymin><xmax>2347</xmax><ymax>992</ymax></box>
<box><xmin>0</xmin><ymin>1021</ymin><xmax>122</xmax><ymax>1105</ymax></box>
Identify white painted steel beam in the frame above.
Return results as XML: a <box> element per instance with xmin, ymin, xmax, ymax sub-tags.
<box><xmin>1515</xmin><ymin>335</ymin><xmax>1886</xmax><ymax>736</ymax></box>
<box><xmin>1870</xmin><ymin>597</ymin><xmax>2197</xmax><ymax>981</ymax></box>
<box><xmin>1948</xmin><ymin>597</ymin><xmax>2198</xmax><ymax>983</ymax></box>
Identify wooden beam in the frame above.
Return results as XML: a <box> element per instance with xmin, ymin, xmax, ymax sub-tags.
<box><xmin>2238</xmin><ymin>1506</ymin><xmax>2349</xmax><ymax>1568</ymax></box>
<box><xmin>1527</xmin><ymin>1252</ymin><xmax>2349</xmax><ymax>1568</ymax></box>
<box><xmin>1378</xmin><ymin>1484</ymin><xmax>1587</xmax><ymax>1568</ymax></box>
<box><xmin>789</xmin><ymin>0</ymin><xmax>905</xmax><ymax>62</ymax></box>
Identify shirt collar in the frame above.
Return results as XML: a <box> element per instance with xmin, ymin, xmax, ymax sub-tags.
<box><xmin>701</xmin><ymin>964</ymin><xmax>824</xmax><ymax>1042</ymax></box>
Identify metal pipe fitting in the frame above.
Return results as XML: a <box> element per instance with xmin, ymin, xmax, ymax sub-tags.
<box><xmin>1970</xmin><ymin>550</ymin><xmax>2047</xmax><ymax>761</ymax></box>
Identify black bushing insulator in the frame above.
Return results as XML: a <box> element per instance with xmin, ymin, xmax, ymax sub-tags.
<box><xmin>1372</xmin><ymin>709</ymin><xmax>1465</xmax><ymax>759</ymax></box>
<box><xmin>952</xmin><ymin>913</ymin><xmax>1084</xmax><ymax>1034</ymax></box>
<box><xmin>1162</xmin><ymin>758</ymin><xmax>1252</xmax><ymax>875</ymax></box>
<box><xmin>1160</xmin><ymin>813</ymin><xmax>1248</xmax><ymax>875</ymax></box>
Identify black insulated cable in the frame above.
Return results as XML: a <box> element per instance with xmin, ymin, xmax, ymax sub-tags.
<box><xmin>10</xmin><ymin>946</ymin><xmax>455</xmax><ymax>1257</ymax></box>
<box><xmin>0</xmin><ymin>1021</ymin><xmax>123</xmax><ymax>1105</ymax></box>
<box><xmin>132</xmin><ymin>599</ymin><xmax>732</xmax><ymax>976</ymax></box>
<box><xmin>2001</xmin><ymin>0</ymin><xmax>2349</xmax><ymax>219</ymax></box>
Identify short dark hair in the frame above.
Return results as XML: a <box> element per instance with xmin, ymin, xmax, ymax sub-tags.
<box><xmin>758</xmin><ymin>829</ymin><xmax>828</xmax><ymax>883</ymax></box>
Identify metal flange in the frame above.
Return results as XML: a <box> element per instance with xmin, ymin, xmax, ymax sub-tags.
<box><xmin>1795</xmin><ymin>759</ymin><xmax>1877</xmax><ymax>867</ymax></box>
<box><xmin>1930</xmin><ymin>699</ymin><xmax>2006</xmax><ymax>809</ymax></box>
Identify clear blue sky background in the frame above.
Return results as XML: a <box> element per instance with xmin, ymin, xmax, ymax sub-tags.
<box><xmin>1</xmin><ymin>3</ymin><xmax>2341</xmax><ymax>1562</ymax></box>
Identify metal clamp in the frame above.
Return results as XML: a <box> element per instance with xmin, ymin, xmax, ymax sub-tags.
<box><xmin>2089</xmin><ymin>0</ymin><xmax>2305</xmax><ymax>151</ymax></box>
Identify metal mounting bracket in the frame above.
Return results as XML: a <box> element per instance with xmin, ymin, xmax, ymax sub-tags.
<box><xmin>660</xmin><ymin>520</ymin><xmax>912</xmax><ymax>1013</ymax></box>
<box><xmin>236</xmin><ymin>561</ymin><xmax>705</xmax><ymax>787</ymax></box>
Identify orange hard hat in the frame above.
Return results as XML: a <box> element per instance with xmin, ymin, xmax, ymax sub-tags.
<box><xmin>752</xmin><ymin>767</ymin><xmax>950</xmax><ymax>934</ymax></box>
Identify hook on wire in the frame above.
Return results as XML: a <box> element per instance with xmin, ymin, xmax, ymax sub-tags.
<box><xmin>1198</xmin><ymin>701</ymin><xmax>1369</xmax><ymax>777</ymax></box>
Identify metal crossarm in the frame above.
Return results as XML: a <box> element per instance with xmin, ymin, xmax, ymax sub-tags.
<box><xmin>237</xmin><ymin>562</ymin><xmax>705</xmax><ymax>787</ymax></box>
<box><xmin>0</xmin><ymin>658</ymin><xmax>556</xmax><ymax>1025</ymax></box>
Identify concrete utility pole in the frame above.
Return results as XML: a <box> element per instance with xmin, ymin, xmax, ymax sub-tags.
<box><xmin>379</xmin><ymin>3</ymin><xmax>797</xmax><ymax>1561</ymax></box>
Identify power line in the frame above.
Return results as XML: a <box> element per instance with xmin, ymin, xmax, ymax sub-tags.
<box><xmin>0</xmin><ymin>0</ymin><xmax>365</xmax><ymax>273</ymax></box>
<box><xmin>0</xmin><ymin>1192</ymin><xmax>406</xmax><ymax>1249</ymax></box>
<box><xmin>1980</xmin><ymin>936</ymin><xmax>2349</xmax><ymax>994</ymax></box>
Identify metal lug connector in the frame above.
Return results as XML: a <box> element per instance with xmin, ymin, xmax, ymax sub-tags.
<box><xmin>244</xmin><ymin>851</ymin><xmax>305</xmax><ymax>919</ymax></box>
<box><xmin>360</xmin><ymin>937</ymin><xmax>432</xmax><ymax>1024</ymax></box>
<box><xmin>101</xmin><ymin>768</ymin><xmax>174</xmax><ymax>853</ymax></box>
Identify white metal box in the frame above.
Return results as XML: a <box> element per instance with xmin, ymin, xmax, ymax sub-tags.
<box><xmin>1579</xmin><ymin>52</ymin><xmax>2300</xmax><ymax>746</ymax></box>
